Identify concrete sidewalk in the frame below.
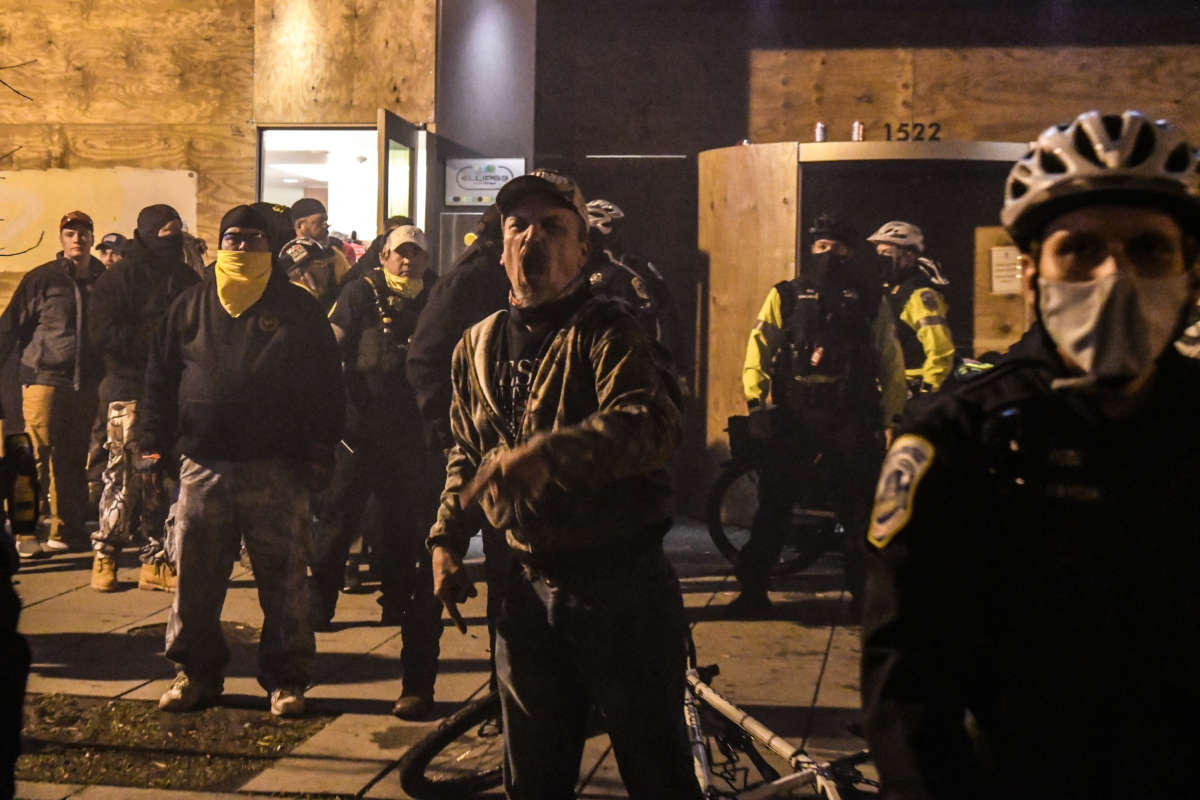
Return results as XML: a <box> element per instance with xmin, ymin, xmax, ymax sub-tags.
<box><xmin>13</xmin><ymin>519</ymin><xmax>868</xmax><ymax>799</ymax></box>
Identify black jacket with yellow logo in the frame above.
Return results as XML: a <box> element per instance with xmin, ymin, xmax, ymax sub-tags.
<box><xmin>142</xmin><ymin>271</ymin><xmax>344</xmax><ymax>463</ymax></box>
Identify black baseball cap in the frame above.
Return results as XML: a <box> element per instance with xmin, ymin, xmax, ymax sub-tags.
<box><xmin>495</xmin><ymin>169</ymin><xmax>589</xmax><ymax>231</ymax></box>
<box><xmin>96</xmin><ymin>232</ymin><xmax>127</xmax><ymax>252</ymax></box>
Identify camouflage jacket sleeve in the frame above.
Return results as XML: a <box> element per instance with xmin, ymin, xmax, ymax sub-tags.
<box><xmin>534</xmin><ymin>310</ymin><xmax>683</xmax><ymax>493</ymax></box>
<box><xmin>426</xmin><ymin>336</ymin><xmax>487</xmax><ymax>557</ymax></box>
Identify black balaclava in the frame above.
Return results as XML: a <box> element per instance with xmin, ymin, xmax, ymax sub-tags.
<box><xmin>806</xmin><ymin>250</ymin><xmax>850</xmax><ymax>289</ymax></box>
<box><xmin>136</xmin><ymin>204</ymin><xmax>183</xmax><ymax>261</ymax></box>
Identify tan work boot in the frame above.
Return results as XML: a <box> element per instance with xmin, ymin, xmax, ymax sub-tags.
<box><xmin>139</xmin><ymin>561</ymin><xmax>177</xmax><ymax>592</ymax></box>
<box><xmin>91</xmin><ymin>553</ymin><xmax>118</xmax><ymax>592</ymax></box>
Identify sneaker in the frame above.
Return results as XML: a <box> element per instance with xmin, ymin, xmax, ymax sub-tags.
<box><xmin>15</xmin><ymin>535</ymin><xmax>44</xmax><ymax>559</ymax></box>
<box><xmin>42</xmin><ymin>537</ymin><xmax>71</xmax><ymax>552</ymax></box>
<box><xmin>723</xmin><ymin>591</ymin><xmax>775</xmax><ymax>620</ymax></box>
<box><xmin>139</xmin><ymin>561</ymin><xmax>178</xmax><ymax>592</ymax></box>
<box><xmin>91</xmin><ymin>553</ymin><xmax>118</xmax><ymax>592</ymax></box>
<box><xmin>158</xmin><ymin>672</ymin><xmax>222</xmax><ymax>712</ymax></box>
<box><xmin>392</xmin><ymin>693</ymin><xmax>434</xmax><ymax>720</ymax></box>
<box><xmin>269</xmin><ymin>687</ymin><xmax>306</xmax><ymax>717</ymax></box>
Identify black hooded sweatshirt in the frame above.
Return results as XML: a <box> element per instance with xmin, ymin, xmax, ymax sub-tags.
<box><xmin>88</xmin><ymin>235</ymin><xmax>200</xmax><ymax>400</ymax></box>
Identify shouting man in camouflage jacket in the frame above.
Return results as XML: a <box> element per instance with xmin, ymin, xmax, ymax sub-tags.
<box><xmin>428</xmin><ymin>170</ymin><xmax>701</xmax><ymax>800</ymax></box>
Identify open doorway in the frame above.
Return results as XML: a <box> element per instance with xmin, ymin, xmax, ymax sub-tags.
<box><xmin>259</xmin><ymin>127</ymin><xmax>378</xmax><ymax>243</ymax></box>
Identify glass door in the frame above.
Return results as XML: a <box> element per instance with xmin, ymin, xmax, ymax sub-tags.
<box><xmin>377</xmin><ymin>109</ymin><xmax>427</xmax><ymax>231</ymax></box>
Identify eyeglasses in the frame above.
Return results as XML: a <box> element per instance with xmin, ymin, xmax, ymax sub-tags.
<box><xmin>221</xmin><ymin>231</ymin><xmax>267</xmax><ymax>247</ymax></box>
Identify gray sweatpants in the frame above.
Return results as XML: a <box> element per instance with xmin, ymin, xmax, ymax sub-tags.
<box><xmin>164</xmin><ymin>456</ymin><xmax>314</xmax><ymax>692</ymax></box>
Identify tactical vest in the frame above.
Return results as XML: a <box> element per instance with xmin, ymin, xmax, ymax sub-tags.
<box><xmin>770</xmin><ymin>277</ymin><xmax>877</xmax><ymax>415</ymax></box>
<box><xmin>354</xmin><ymin>271</ymin><xmax>419</xmax><ymax>375</ymax></box>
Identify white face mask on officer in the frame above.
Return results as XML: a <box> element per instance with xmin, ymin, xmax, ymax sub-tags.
<box><xmin>1037</xmin><ymin>270</ymin><xmax>1191</xmax><ymax>384</ymax></box>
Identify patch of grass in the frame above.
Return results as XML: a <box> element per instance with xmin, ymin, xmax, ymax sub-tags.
<box><xmin>18</xmin><ymin>693</ymin><xmax>335</xmax><ymax>792</ymax></box>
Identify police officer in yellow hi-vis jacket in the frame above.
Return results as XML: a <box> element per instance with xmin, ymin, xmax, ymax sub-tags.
<box><xmin>731</xmin><ymin>213</ymin><xmax>906</xmax><ymax>617</ymax></box>
<box><xmin>867</xmin><ymin>221</ymin><xmax>955</xmax><ymax>393</ymax></box>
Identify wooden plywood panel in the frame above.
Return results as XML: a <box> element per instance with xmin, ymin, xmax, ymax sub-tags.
<box><xmin>913</xmin><ymin>46</ymin><xmax>1200</xmax><ymax>142</ymax></box>
<box><xmin>751</xmin><ymin>45</ymin><xmax>1200</xmax><ymax>145</ymax></box>
<box><xmin>0</xmin><ymin>123</ymin><xmax>256</xmax><ymax>248</ymax></box>
<box><xmin>699</xmin><ymin>142</ymin><xmax>798</xmax><ymax>457</ymax></box>
<box><xmin>973</xmin><ymin>226</ymin><xmax>1029</xmax><ymax>357</ymax></box>
<box><xmin>0</xmin><ymin>168</ymin><xmax>197</xmax><ymax>272</ymax></box>
<box><xmin>0</xmin><ymin>0</ymin><xmax>253</xmax><ymax>125</ymax></box>
<box><xmin>749</xmin><ymin>49</ymin><xmax>914</xmax><ymax>143</ymax></box>
<box><xmin>254</xmin><ymin>0</ymin><xmax>436</xmax><ymax>124</ymax></box>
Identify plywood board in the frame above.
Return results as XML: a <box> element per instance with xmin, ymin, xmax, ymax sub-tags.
<box><xmin>254</xmin><ymin>0</ymin><xmax>436</xmax><ymax>124</ymax></box>
<box><xmin>0</xmin><ymin>167</ymin><xmax>198</xmax><ymax>272</ymax></box>
<box><xmin>973</xmin><ymin>225</ymin><xmax>1029</xmax><ymax>357</ymax></box>
<box><xmin>0</xmin><ymin>123</ymin><xmax>256</xmax><ymax>248</ymax></box>
<box><xmin>749</xmin><ymin>49</ymin><xmax>914</xmax><ymax>144</ymax></box>
<box><xmin>913</xmin><ymin>46</ymin><xmax>1200</xmax><ymax>142</ymax></box>
<box><xmin>750</xmin><ymin>45</ymin><xmax>1200</xmax><ymax>144</ymax></box>
<box><xmin>699</xmin><ymin>142</ymin><xmax>798</xmax><ymax>458</ymax></box>
<box><xmin>0</xmin><ymin>0</ymin><xmax>253</xmax><ymax>125</ymax></box>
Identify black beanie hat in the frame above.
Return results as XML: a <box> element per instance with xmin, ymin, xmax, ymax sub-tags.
<box><xmin>136</xmin><ymin>204</ymin><xmax>181</xmax><ymax>244</ymax></box>
<box><xmin>220</xmin><ymin>205</ymin><xmax>270</xmax><ymax>242</ymax></box>
<box><xmin>290</xmin><ymin>197</ymin><xmax>326</xmax><ymax>220</ymax></box>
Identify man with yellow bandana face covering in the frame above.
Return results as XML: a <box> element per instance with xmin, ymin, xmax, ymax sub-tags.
<box><xmin>141</xmin><ymin>204</ymin><xmax>344</xmax><ymax>718</ymax></box>
<box><xmin>311</xmin><ymin>224</ymin><xmax>441</xmax><ymax>718</ymax></box>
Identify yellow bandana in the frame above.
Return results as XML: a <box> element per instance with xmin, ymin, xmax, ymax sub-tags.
<box><xmin>215</xmin><ymin>250</ymin><xmax>272</xmax><ymax>318</ymax></box>
<box><xmin>383</xmin><ymin>271</ymin><xmax>423</xmax><ymax>299</ymax></box>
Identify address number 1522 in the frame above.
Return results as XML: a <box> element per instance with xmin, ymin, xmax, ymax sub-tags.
<box><xmin>882</xmin><ymin>122</ymin><xmax>942</xmax><ymax>141</ymax></box>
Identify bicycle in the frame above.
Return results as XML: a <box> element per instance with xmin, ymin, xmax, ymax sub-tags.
<box><xmin>685</xmin><ymin>644</ymin><xmax>877</xmax><ymax>798</ymax></box>
<box><xmin>394</xmin><ymin>638</ymin><xmax>876</xmax><ymax>799</ymax></box>
<box><xmin>707</xmin><ymin>413</ymin><xmax>843</xmax><ymax>576</ymax></box>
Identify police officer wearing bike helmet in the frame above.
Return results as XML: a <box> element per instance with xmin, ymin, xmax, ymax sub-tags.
<box><xmin>731</xmin><ymin>213</ymin><xmax>906</xmax><ymax>617</ymax></box>
<box><xmin>868</xmin><ymin>220</ymin><xmax>956</xmax><ymax>394</ymax></box>
<box><xmin>861</xmin><ymin>110</ymin><xmax>1200</xmax><ymax>799</ymax></box>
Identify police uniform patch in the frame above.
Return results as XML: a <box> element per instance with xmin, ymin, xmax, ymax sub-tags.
<box><xmin>589</xmin><ymin>271</ymin><xmax>604</xmax><ymax>286</ymax></box>
<box><xmin>631</xmin><ymin>276</ymin><xmax>650</xmax><ymax>300</ymax></box>
<box><xmin>258</xmin><ymin>312</ymin><xmax>281</xmax><ymax>333</ymax></box>
<box><xmin>921</xmin><ymin>290</ymin><xmax>939</xmax><ymax>311</ymax></box>
<box><xmin>868</xmin><ymin>434</ymin><xmax>935</xmax><ymax>549</ymax></box>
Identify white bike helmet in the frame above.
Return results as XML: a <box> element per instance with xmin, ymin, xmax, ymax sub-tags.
<box><xmin>586</xmin><ymin>199</ymin><xmax>625</xmax><ymax>235</ymax></box>
<box><xmin>1002</xmin><ymin>110</ymin><xmax>1200</xmax><ymax>248</ymax></box>
<box><xmin>867</xmin><ymin>221</ymin><xmax>925</xmax><ymax>253</ymax></box>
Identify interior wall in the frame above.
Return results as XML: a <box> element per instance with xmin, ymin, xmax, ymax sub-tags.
<box><xmin>0</xmin><ymin>0</ymin><xmax>437</xmax><ymax>257</ymax></box>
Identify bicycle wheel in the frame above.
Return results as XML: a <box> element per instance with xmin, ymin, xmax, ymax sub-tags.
<box><xmin>397</xmin><ymin>690</ymin><xmax>504</xmax><ymax>799</ymax></box>
<box><xmin>706</xmin><ymin>461</ymin><xmax>829</xmax><ymax>576</ymax></box>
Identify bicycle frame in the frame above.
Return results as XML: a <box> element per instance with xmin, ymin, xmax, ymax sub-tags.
<box><xmin>686</xmin><ymin>666</ymin><xmax>869</xmax><ymax>799</ymax></box>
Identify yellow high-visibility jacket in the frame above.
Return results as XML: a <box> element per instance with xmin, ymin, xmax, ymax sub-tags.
<box><xmin>743</xmin><ymin>282</ymin><xmax>907</xmax><ymax>429</ymax></box>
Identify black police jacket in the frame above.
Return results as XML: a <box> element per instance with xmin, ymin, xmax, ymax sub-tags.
<box><xmin>861</xmin><ymin>324</ymin><xmax>1200</xmax><ymax>800</ymax></box>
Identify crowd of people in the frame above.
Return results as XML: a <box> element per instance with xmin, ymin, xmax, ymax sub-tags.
<box><xmin>3</xmin><ymin>106</ymin><xmax>1199</xmax><ymax>799</ymax></box>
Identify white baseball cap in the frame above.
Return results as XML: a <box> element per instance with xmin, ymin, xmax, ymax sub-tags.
<box><xmin>385</xmin><ymin>224</ymin><xmax>428</xmax><ymax>253</ymax></box>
